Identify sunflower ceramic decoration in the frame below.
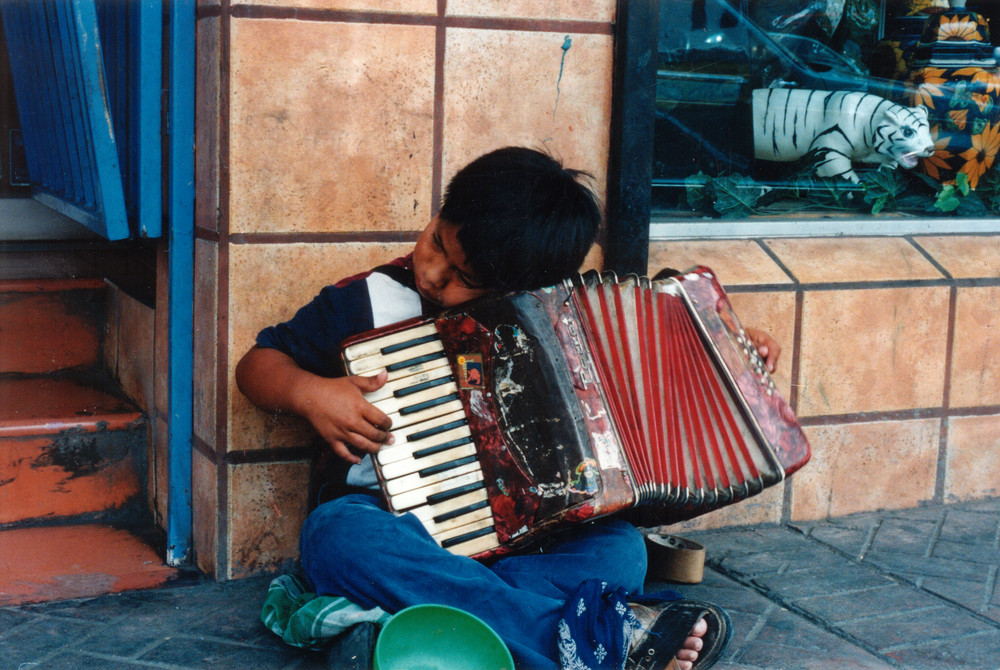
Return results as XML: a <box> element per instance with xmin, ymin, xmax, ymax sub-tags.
<box><xmin>906</xmin><ymin>0</ymin><xmax>1000</xmax><ymax>188</ymax></box>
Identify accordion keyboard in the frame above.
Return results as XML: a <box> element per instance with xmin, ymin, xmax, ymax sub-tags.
<box><xmin>342</xmin><ymin>324</ymin><xmax>501</xmax><ymax>557</ymax></box>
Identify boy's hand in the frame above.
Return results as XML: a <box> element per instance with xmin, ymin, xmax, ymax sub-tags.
<box><xmin>744</xmin><ymin>327</ymin><xmax>781</xmax><ymax>373</ymax></box>
<box><xmin>296</xmin><ymin>371</ymin><xmax>394</xmax><ymax>465</ymax></box>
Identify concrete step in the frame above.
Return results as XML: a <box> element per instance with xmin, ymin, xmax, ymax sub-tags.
<box><xmin>0</xmin><ymin>375</ymin><xmax>145</xmax><ymax>525</ymax></box>
<box><xmin>0</xmin><ymin>278</ymin><xmax>106</xmax><ymax>374</ymax></box>
<box><xmin>0</xmin><ymin>524</ymin><xmax>179</xmax><ymax>606</ymax></box>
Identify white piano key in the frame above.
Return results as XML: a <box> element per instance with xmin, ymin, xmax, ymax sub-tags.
<box><xmin>417</xmin><ymin>504</ymin><xmax>492</xmax><ymax>537</ymax></box>
<box><xmin>388</xmin><ymin>470</ymin><xmax>484</xmax><ymax>511</ymax></box>
<box><xmin>347</xmin><ymin>340</ymin><xmax>446</xmax><ymax>375</ymax></box>
<box><xmin>376</xmin><ymin>411</ymin><xmax>469</xmax><ymax>465</ymax></box>
<box><xmin>363</xmin><ymin>363</ymin><xmax>453</xmax><ymax>403</ymax></box>
<box><xmin>384</xmin><ymin>459</ymin><xmax>481</xmax><ymax>497</ymax></box>
<box><xmin>385</xmin><ymin>398</ymin><xmax>466</xmax><ymax>430</ymax></box>
<box><xmin>371</xmin><ymin>381</ymin><xmax>460</xmax><ymax>416</ymax></box>
<box><xmin>343</xmin><ymin>323</ymin><xmax>439</xmax><ymax>362</ymax></box>
<box><xmin>380</xmin><ymin>441</ymin><xmax>477</xmax><ymax>480</ymax></box>
<box><xmin>432</xmin><ymin>515</ymin><xmax>494</xmax><ymax>543</ymax></box>
<box><xmin>441</xmin><ymin>530</ymin><xmax>501</xmax><ymax>557</ymax></box>
<box><xmin>405</xmin><ymin>488</ymin><xmax>489</xmax><ymax>525</ymax></box>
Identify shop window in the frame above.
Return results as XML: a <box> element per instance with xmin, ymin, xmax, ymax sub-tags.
<box><xmin>642</xmin><ymin>0</ymin><xmax>1000</xmax><ymax>236</ymax></box>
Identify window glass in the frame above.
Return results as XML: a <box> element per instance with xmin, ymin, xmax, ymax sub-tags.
<box><xmin>652</xmin><ymin>0</ymin><xmax>1000</xmax><ymax>225</ymax></box>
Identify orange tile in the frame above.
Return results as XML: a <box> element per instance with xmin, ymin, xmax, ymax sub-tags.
<box><xmin>242</xmin><ymin>0</ymin><xmax>435</xmax><ymax>11</ymax></box>
<box><xmin>447</xmin><ymin>0</ymin><xmax>614</xmax><ymax>21</ymax></box>
<box><xmin>914</xmin><ymin>235</ymin><xmax>1000</xmax><ymax>279</ymax></box>
<box><xmin>228</xmin><ymin>242</ymin><xmax>412</xmax><ymax>452</ymax></box>
<box><xmin>195</xmin><ymin>16</ymin><xmax>221</xmax><ymax>233</ymax></box>
<box><xmin>797</xmin><ymin>287</ymin><xmax>949</xmax><ymax>417</ymax></box>
<box><xmin>0</xmin><ymin>525</ymin><xmax>177</xmax><ymax>606</ymax></box>
<box><xmin>0</xmin><ymin>432</ymin><xmax>142</xmax><ymax>525</ymax></box>
<box><xmin>193</xmin><ymin>239</ymin><xmax>219</xmax><ymax>451</ymax></box>
<box><xmin>945</xmin><ymin>414</ymin><xmax>1000</xmax><ymax>500</ymax></box>
<box><xmin>193</xmin><ymin>450</ymin><xmax>219</xmax><ymax>578</ymax></box>
<box><xmin>0</xmin><ymin>377</ymin><xmax>142</xmax><ymax>437</ymax></box>
<box><xmin>727</xmin><ymin>291</ymin><xmax>797</xmax><ymax>402</ymax></box>
<box><xmin>227</xmin><ymin>461</ymin><xmax>311</xmax><ymax>579</ymax></box>
<box><xmin>229</xmin><ymin>19</ymin><xmax>436</xmax><ymax>234</ymax></box>
<box><xmin>791</xmin><ymin>420</ymin><xmax>939</xmax><ymax>520</ymax></box>
<box><xmin>949</xmin><ymin>286</ymin><xmax>1000</xmax><ymax>408</ymax></box>
<box><xmin>442</xmin><ymin>28</ymin><xmax>613</xmax><ymax>202</ymax></box>
<box><xmin>764</xmin><ymin>237</ymin><xmax>944</xmax><ymax>284</ymax></box>
<box><xmin>0</xmin><ymin>288</ymin><xmax>103</xmax><ymax>373</ymax></box>
<box><xmin>648</xmin><ymin>240</ymin><xmax>792</xmax><ymax>287</ymax></box>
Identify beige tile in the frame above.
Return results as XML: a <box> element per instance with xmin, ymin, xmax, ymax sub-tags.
<box><xmin>791</xmin><ymin>420</ymin><xmax>939</xmax><ymax>520</ymax></box>
<box><xmin>667</xmin><ymin>484</ymin><xmax>784</xmax><ymax>531</ymax></box>
<box><xmin>442</xmin><ymin>29</ymin><xmax>613</xmax><ymax>202</ymax></box>
<box><xmin>192</xmin><ymin>450</ymin><xmax>219</xmax><ymax>577</ymax></box>
<box><xmin>229</xmin><ymin>19</ymin><xmax>436</xmax><ymax>234</ymax></box>
<box><xmin>194</xmin><ymin>240</ymin><xmax>219</xmax><ymax>450</ymax></box>
<box><xmin>945</xmin><ymin>414</ymin><xmax>1000</xmax><ymax>500</ymax></box>
<box><xmin>228</xmin><ymin>461</ymin><xmax>311</xmax><ymax>578</ymax></box>
<box><xmin>242</xmin><ymin>0</ymin><xmax>435</xmax><ymax>11</ymax></box>
<box><xmin>227</xmin><ymin>242</ymin><xmax>413</xmax><ymax>452</ymax></box>
<box><xmin>195</xmin><ymin>16</ymin><xmax>220</xmax><ymax>233</ymax></box>
<box><xmin>102</xmin><ymin>284</ymin><xmax>119</xmax><ymax>379</ymax></box>
<box><xmin>447</xmin><ymin>0</ymin><xmax>614</xmax><ymax>21</ymax></box>
<box><xmin>914</xmin><ymin>235</ymin><xmax>1000</xmax><ymax>279</ymax></box>
<box><xmin>117</xmin><ymin>291</ymin><xmax>156</xmax><ymax>412</ymax></box>
<box><xmin>728</xmin><ymin>291</ymin><xmax>797</xmax><ymax>402</ymax></box>
<box><xmin>950</xmin><ymin>286</ymin><xmax>1000</xmax><ymax>408</ymax></box>
<box><xmin>797</xmin><ymin>287</ymin><xmax>949</xmax><ymax>417</ymax></box>
<box><xmin>764</xmin><ymin>237</ymin><xmax>944</xmax><ymax>284</ymax></box>
<box><xmin>648</xmin><ymin>240</ymin><xmax>792</xmax><ymax>287</ymax></box>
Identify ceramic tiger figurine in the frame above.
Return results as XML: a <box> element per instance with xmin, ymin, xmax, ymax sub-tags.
<box><xmin>752</xmin><ymin>89</ymin><xmax>935</xmax><ymax>182</ymax></box>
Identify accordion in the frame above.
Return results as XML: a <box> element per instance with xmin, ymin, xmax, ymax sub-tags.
<box><xmin>340</xmin><ymin>267</ymin><xmax>810</xmax><ymax>560</ymax></box>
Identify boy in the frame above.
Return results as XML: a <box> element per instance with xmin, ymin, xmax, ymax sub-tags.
<box><xmin>237</xmin><ymin>147</ymin><xmax>745</xmax><ymax>670</ymax></box>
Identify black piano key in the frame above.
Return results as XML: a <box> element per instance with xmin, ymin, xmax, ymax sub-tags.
<box><xmin>380</xmin><ymin>334</ymin><xmax>439</xmax><ymax>355</ymax></box>
<box><xmin>441</xmin><ymin>524</ymin><xmax>495</xmax><ymax>549</ymax></box>
<box><xmin>399</xmin><ymin>392</ymin><xmax>460</xmax><ymax>416</ymax></box>
<box><xmin>407</xmin><ymin>418</ymin><xmax>467</xmax><ymax>442</ymax></box>
<box><xmin>394</xmin><ymin>375</ymin><xmax>454</xmax><ymax>398</ymax></box>
<box><xmin>419</xmin><ymin>454</ymin><xmax>478</xmax><ymax>478</ymax></box>
<box><xmin>386</xmin><ymin>351</ymin><xmax>447</xmax><ymax>372</ymax></box>
<box><xmin>426</xmin><ymin>480</ymin><xmax>485</xmax><ymax>505</ymax></box>
<box><xmin>413</xmin><ymin>436</ymin><xmax>473</xmax><ymax>459</ymax></box>
<box><xmin>433</xmin><ymin>499</ymin><xmax>490</xmax><ymax>524</ymax></box>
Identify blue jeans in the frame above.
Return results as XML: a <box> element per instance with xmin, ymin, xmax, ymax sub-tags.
<box><xmin>299</xmin><ymin>494</ymin><xmax>647</xmax><ymax>669</ymax></box>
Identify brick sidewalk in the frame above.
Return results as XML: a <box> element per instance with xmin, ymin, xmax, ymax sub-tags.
<box><xmin>2</xmin><ymin>499</ymin><xmax>998</xmax><ymax>669</ymax></box>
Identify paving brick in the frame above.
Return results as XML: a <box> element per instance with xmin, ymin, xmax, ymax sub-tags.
<box><xmin>138</xmin><ymin>634</ymin><xmax>310</xmax><ymax>668</ymax></box>
<box><xmin>795</xmin><ymin>584</ymin><xmax>943</xmax><ymax>623</ymax></box>
<box><xmin>920</xmin><ymin>575</ymin><xmax>993</xmax><ymax>612</ymax></box>
<box><xmin>932</xmin><ymin>539</ymin><xmax>1000</xmax><ymax>565</ymax></box>
<box><xmin>882</xmin><ymin>629</ymin><xmax>1000</xmax><ymax>669</ymax></box>
<box><xmin>751</xmin><ymin>565</ymin><xmax>896</xmax><ymax>600</ymax></box>
<box><xmin>867</xmin><ymin>518</ymin><xmax>939</xmax><ymax>555</ymax></box>
<box><xmin>796</xmin><ymin>523</ymin><xmax>871</xmax><ymax>555</ymax></box>
<box><xmin>938</xmin><ymin>509</ymin><xmax>1000</xmax><ymax>544</ymax></box>
<box><xmin>0</xmin><ymin>616</ymin><xmax>95</xmax><ymax>670</ymax></box>
<box><xmin>837</xmin><ymin>605</ymin><xmax>993</xmax><ymax>650</ymax></box>
<box><xmin>862</xmin><ymin>547</ymin><xmax>990</xmax><ymax>581</ymax></box>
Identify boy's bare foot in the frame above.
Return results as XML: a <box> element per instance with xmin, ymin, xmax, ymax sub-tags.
<box><xmin>626</xmin><ymin>600</ymin><xmax>730</xmax><ymax>670</ymax></box>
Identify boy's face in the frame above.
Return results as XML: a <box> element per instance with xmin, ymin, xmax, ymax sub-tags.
<box><xmin>413</xmin><ymin>216</ymin><xmax>488</xmax><ymax>308</ymax></box>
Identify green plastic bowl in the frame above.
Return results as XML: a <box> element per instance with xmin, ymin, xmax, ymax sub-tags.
<box><xmin>374</xmin><ymin>604</ymin><xmax>514</xmax><ymax>670</ymax></box>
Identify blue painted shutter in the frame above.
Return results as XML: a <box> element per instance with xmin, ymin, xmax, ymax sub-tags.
<box><xmin>1</xmin><ymin>0</ymin><xmax>161</xmax><ymax>240</ymax></box>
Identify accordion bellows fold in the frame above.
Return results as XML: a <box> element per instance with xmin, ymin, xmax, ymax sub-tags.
<box><xmin>340</xmin><ymin>267</ymin><xmax>811</xmax><ymax>560</ymax></box>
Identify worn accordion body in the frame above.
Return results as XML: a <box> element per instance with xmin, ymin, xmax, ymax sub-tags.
<box><xmin>340</xmin><ymin>267</ymin><xmax>810</xmax><ymax>559</ymax></box>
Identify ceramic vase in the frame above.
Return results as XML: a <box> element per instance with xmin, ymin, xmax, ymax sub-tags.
<box><xmin>906</xmin><ymin>0</ymin><xmax>1000</xmax><ymax>188</ymax></box>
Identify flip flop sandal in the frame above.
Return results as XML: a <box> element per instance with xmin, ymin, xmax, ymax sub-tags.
<box><xmin>625</xmin><ymin>599</ymin><xmax>732</xmax><ymax>670</ymax></box>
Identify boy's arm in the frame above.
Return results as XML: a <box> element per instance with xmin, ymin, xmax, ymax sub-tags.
<box><xmin>235</xmin><ymin>345</ymin><xmax>394</xmax><ymax>464</ymax></box>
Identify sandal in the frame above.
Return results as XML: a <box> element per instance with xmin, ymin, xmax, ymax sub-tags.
<box><xmin>625</xmin><ymin>599</ymin><xmax>732</xmax><ymax>670</ymax></box>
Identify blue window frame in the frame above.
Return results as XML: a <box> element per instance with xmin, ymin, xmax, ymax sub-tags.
<box><xmin>1</xmin><ymin>0</ymin><xmax>161</xmax><ymax>240</ymax></box>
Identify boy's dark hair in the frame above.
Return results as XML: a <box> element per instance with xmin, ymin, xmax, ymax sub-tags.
<box><xmin>440</xmin><ymin>146</ymin><xmax>602</xmax><ymax>293</ymax></box>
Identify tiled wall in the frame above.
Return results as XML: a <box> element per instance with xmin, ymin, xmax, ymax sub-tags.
<box><xmin>651</xmin><ymin>235</ymin><xmax>1000</xmax><ymax>532</ymax></box>
<box><xmin>193</xmin><ymin>0</ymin><xmax>616</xmax><ymax>578</ymax></box>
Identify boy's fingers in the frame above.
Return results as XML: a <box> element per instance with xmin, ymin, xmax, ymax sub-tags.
<box><xmin>350</xmin><ymin>370</ymin><xmax>388</xmax><ymax>393</ymax></box>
